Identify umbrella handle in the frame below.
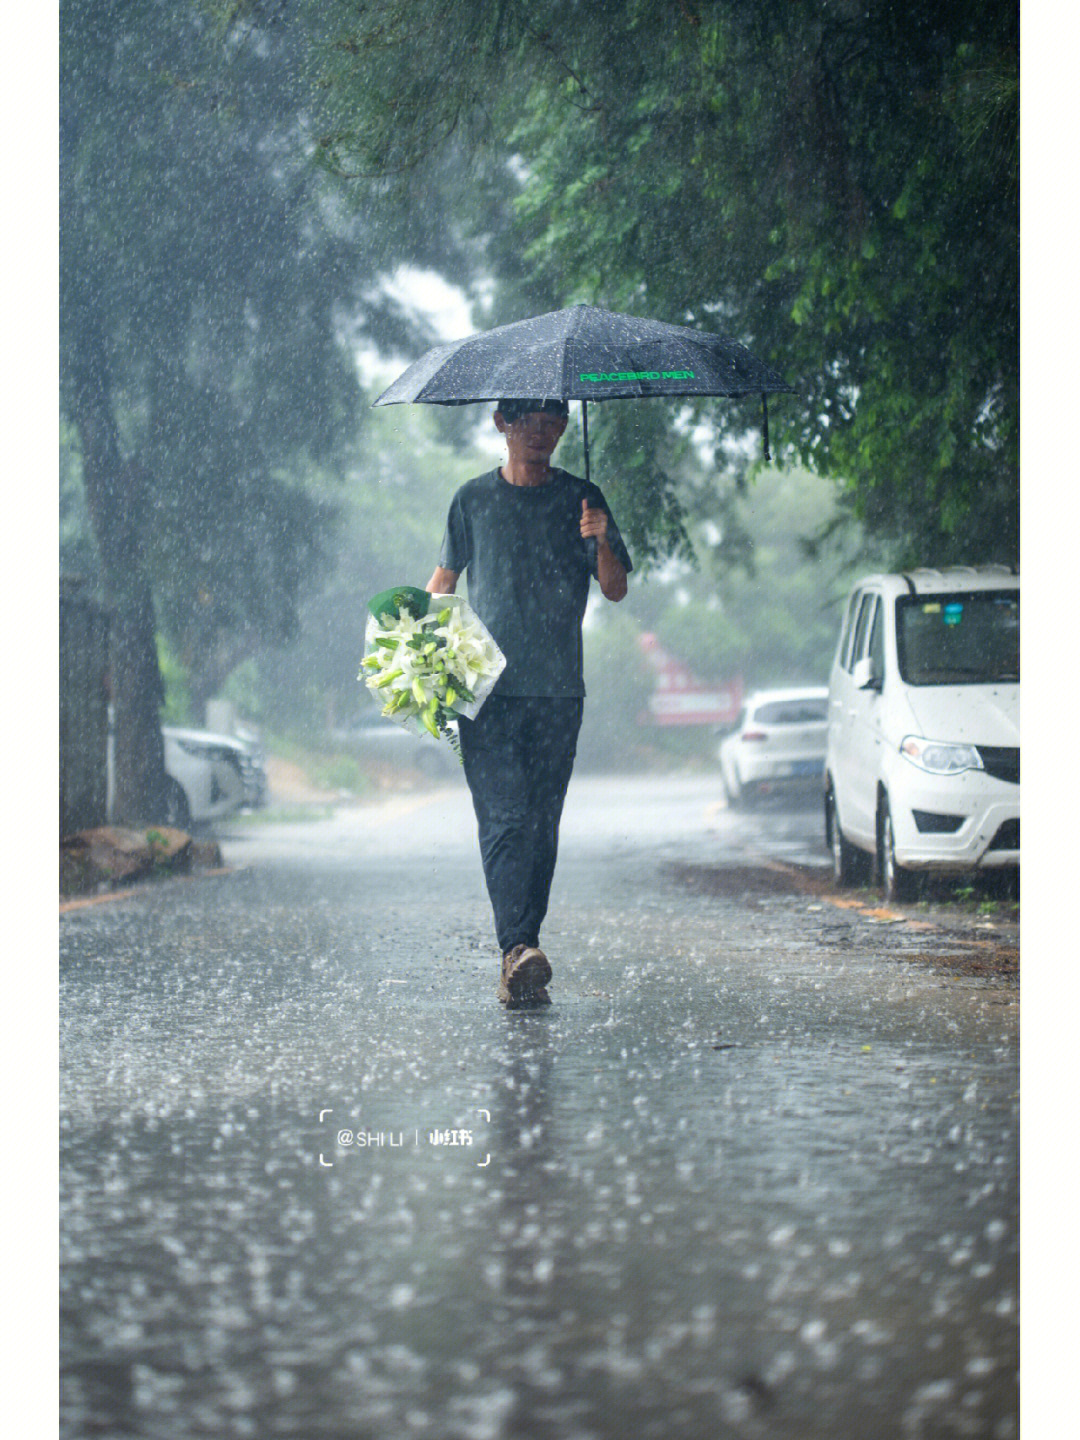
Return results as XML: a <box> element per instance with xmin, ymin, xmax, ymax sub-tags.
<box><xmin>582</xmin><ymin>399</ymin><xmax>591</xmax><ymax>484</ymax></box>
<box><xmin>761</xmin><ymin>393</ymin><xmax>771</xmax><ymax>463</ymax></box>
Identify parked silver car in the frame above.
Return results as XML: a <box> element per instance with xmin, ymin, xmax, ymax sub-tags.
<box><xmin>232</xmin><ymin>723</ymin><xmax>269</xmax><ymax>809</ymax></box>
<box><xmin>162</xmin><ymin>725</ymin><xmax>262</xmax><ymax>828</ymax></box>
<box><xmin>106</xmin><ymin>708</ymin><xmax>266</xmax><ymax>829</ymax></box>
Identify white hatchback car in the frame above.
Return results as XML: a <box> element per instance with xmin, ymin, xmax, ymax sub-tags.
<box><xmin>162</xmin><ymin>725</ymin><xmax>250</xmax><ymax>828</ymax></box>
<box><xmin>719</xmin><ymin>687</ymin><xmax>829</xmax><ymax>806</ymax></box>
<box><xmin>824</xmin><ymin>567</ymin><xmax>1019</xmax><ymax>900</ymax></box>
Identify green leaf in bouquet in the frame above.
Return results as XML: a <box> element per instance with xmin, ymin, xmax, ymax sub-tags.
<box><xmin>367</xmin><ymin>586</ymin><xmax>432</xmax><ymax>622</ymax></box>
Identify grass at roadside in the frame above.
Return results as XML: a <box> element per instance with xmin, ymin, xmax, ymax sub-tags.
<box><xmin>828</xmin><ymin>874</ymin><xmax>1019</xmax><ymax>922</ymax></box>
<box><xmin>912</xmin><ymin>872</ymin><xmax>1019</xmax><ymax>920</ymax></box>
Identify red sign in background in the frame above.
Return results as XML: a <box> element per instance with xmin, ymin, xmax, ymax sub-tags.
<box><xmin>636</xmin><ymin>633</ymin><xmax>743</xmax><ymax>727</ymax></box>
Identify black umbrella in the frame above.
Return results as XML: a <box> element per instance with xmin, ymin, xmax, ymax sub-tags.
<box><xmin>372</xmin><ymin>303</ymin><xmax>795</xmax><ymax>475</ymax></box>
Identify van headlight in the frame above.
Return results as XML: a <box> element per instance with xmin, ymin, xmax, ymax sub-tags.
<box><xmin>900</xmin><ymin>736</ymin><xmax>984</xmax><ymax>775</ymax></box>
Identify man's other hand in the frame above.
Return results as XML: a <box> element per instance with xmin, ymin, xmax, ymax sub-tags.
<box><xmin>580</xmin><ymin>498</ymin><xmax>609</xmax><ymax>543</ymax></box>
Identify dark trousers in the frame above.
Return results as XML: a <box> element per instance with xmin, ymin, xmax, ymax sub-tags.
<box><xmin>458</xmin><ymin>695</ymin><xmax>584</xmax><ymax>954</ymax></box>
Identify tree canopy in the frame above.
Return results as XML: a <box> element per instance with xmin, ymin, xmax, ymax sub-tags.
<box><xmin>60</xmin><ymin>0</ymin><xmax>1019</xmax><ymax>812</ymax></box>
<box><xmin>310</xmin><ymin>0</ymin><xmax>1018</xmax><ymax>565</ymax></box>
<box><xmin>60</xmin><ymin>0</ymin><xmax>467</xmax><ymax>815</ymax></box>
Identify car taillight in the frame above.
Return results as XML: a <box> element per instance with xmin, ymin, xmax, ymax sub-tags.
<box><xmin>741</xmin><ymin>730</ymin><xmax>767</xmax><ymax>741</ymax></box>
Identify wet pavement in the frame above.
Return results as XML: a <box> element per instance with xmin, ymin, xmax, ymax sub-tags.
<box><xmin>60</xmin><ymin>775</ymin><xmax>1018</xmax><ymax>1439</ymax></box>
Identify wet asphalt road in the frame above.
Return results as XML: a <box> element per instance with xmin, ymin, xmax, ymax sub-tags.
<box><xmin>60</xmin><ymin>775</ymin><xmax>1018</xmax><ymax>1440</ymax></box>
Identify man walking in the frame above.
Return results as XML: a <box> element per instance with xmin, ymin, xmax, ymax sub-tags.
<box><xmin>426</xmin><ymin>398</ymin><xmax>632</xmax><ymax>1006</ymax></box>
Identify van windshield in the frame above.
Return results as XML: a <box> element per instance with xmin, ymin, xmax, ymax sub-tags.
<box><xmin>895</xmin><ymin>591</ymin><xmax>1019</xmax><ymax>685</ymax></box>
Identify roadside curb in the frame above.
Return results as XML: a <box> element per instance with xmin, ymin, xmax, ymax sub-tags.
<box><xmin>753</xmin><ymin>854</ymin><xmax>1018</xmax><ymax>976</ymax></box>
<box><xmin>59</xmin><ymin>867</ymin><xmax>236</xmax><ymax>913</ymax></box>
<box><xmin>751</xmin><ymin>854</ymin><xmax>909</xmax><ymax>923</ymax></box>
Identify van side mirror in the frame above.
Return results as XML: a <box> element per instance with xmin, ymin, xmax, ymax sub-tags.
<box><xmin>852</xmin><ymin>657</ymin><xmax>882</xmax><ymax>692</ymax></box>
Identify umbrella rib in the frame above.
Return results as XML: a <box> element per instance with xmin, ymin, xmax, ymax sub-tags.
<box><xmin>561</xmin><ymin>304</ymin><xmax>587</xmax><ymax>399</ymax></box>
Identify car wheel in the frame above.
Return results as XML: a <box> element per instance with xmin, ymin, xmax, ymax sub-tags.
<box><xmin>737</xmin><ymin>770</ymin><xmax>758</xmax><ymax>809</ymax></box>
<box><xmin>826</xmin><ymin>784</ymin><xmax>868</xmax><ymax>887</ymax></box>
<box><xmin>879</xmin><ymin>797</ymin><xmax>918</xmax><ymax>904</ymax></box>
<box><xmin>722</xmin><ymin>768</ymin><xmax>741</xmax><ymax>808</ymax></box>
<box><xmin>164</xmin><ymin>778</ymin><xmax>192</xmax><ymax>831</ymax></box>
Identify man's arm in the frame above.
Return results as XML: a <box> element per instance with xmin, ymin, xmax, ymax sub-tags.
<box><xmin>426</xmin><ymin>567</ymin><xmax>459</xmax><ymax>595</ymax></box>
<box><xmin>580</xmin><ymin>500</ymin><xmax>628</xmax><ymax>602</ymax></box>
<box><xmin>595</xmin><ymin>540</ymin><xmax>628</xmax><ymax>602</ymax></box>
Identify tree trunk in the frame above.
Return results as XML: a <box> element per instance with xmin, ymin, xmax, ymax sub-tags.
<box><xmin>67</xmin><ymin>310</ymin><xmax>170</xmax><ymax>825</ymax></box>
<box><xmin>186</xmin><ymin>631</ymin><xmax>259</xmax><ymax>730</ymax></box>
<box><xmin>109</xmin><ymin>577</ymin><xmax>170</xmax><ymax>825</ymax></box>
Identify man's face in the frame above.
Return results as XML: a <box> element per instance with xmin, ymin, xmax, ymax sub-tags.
<box><xmin>496</xmin><ymin>407</ymin><xmax>568</xmax><ymax>464</ymax></box>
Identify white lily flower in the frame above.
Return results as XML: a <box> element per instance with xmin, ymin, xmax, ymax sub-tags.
<box><xmin>361</xmin><ymin>589</ymin><xmax>506</xmax><ymax>757</ymax></box>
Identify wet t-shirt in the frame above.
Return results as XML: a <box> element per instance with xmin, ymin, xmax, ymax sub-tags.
<box><xmin>437</xmin><ymin>467</ymin><xmax>633</xmax><ymax>697</ymax></box>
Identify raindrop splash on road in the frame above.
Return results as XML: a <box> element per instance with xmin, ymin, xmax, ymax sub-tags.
<box><xmin>61</xmin><ymin>778</ymin><xmax>1017</xmax><ymax>1438</ymax></box>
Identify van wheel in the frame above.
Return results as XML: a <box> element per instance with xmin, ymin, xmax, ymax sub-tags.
<box><xmin>164</xmin><ymin>778</ymin><xmax>192</xmax><ymax>831</ymax></box>
<box><xmin>879</xmin><ymin>797</ymin><xmax>918</xmax><ymax>904</ymax></box>
<box><xmin>826</xmin><ymin>785</ymin><xmax>867</xmax><ymax>887</ymax></box>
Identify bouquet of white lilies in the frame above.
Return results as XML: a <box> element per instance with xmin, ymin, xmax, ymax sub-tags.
<box><xmin>359</xmin><ymin>586</ymin><xmax>505</xmax><ymax>757</ymax></box>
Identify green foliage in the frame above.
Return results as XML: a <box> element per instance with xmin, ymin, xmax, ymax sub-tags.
<box><xmin>577</xmin><ymin>402</ymin><xmax>696</xmax><ymax>574</ymax></box>
<box><xmin>156</xmin><ymin>635</ymin><xmax>194</xmax><ymax>725</ymax></box>
<box><xmin>655</xmin><ymin>601</ymin><xmax>753</xmax><ymax>686</ymax></box>
<box><xmin>60</xmin><ymin>0</ymin><xmax>468</xmax><ymax>726</ymax></box>
<box><xmin>61</xmin><ymin>0</ymin><xmax>1018</xmax><ymax>790</ymax></box>
<box><xmin>628</xmin><ymin>465</ymin><xmax>881</xmax><ymax>695</ymax></box>
<box><xmin>310</xmin><ymin>0</ymin><xmax>1018</xmax><ymax>565</ymax></box>
<box><xmin>219</xmin><ymin>656</ymin><xmax>264</xmax><ymax>721</ymax></box>
<box><xmin>575</xmin><ymin>465</ymin><xmax>869</xmax><ymax>768</ymax></box>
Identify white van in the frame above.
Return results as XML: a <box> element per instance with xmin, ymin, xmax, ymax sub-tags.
<box><xmin>824</xmin><ymin>567</ymin><xmax>1019</xmax><ymax>900</ymax></box>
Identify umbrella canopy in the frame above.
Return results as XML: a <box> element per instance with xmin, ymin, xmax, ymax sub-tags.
<box><xmin>372</xmin><ymin>303</ymin><xmax>794</xmax><ymax>466</ymax></box>
<box><xmin>373</xmin><ymin>303</ymin><xmax>792</xmax><ymax>405</ymax></box>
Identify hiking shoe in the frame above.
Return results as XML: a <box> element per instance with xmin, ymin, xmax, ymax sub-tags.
<box><xmin>498</xmin><ymin>944</ymin><xmax>552</xmax><ymax>1005</ymax></box>
<box><xmin>500</xmin><ymin>983</ymin><xmax>551</xmax><ymax>1009</ymax></box>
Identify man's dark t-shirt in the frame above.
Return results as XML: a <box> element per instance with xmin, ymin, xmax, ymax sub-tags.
<box><xmin>437</xmin><ymin>467</ymin><xmax>633</xmax><ymax>698</ymax></box>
